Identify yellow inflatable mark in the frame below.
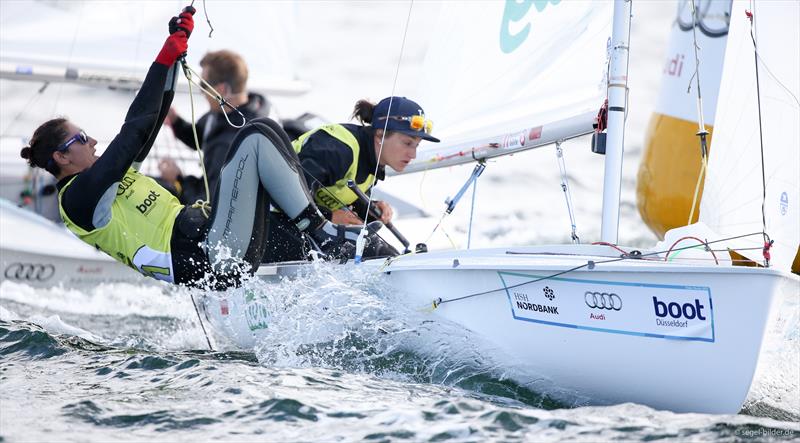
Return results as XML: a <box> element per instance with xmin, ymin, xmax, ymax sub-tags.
<box><xmin>637</xmin><ymin>0</ymin><xmax>730</xmax><ymax>239</ymax></box>
<box><xmin>638</xmin><ymin>114</ymin><xmax>712</xmax><ymax>239</ymax></box>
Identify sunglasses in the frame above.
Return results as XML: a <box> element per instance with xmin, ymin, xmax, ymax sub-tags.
<box><xmin>378</xmin><ymin>115</ymin><xmax>434</xmax><ymax>135</ymax></box>
<box><xmin>56</xmin><ymin>130</ymin><xmax>89</xmax><ymax>154</ymax></box>
<box><xmin>46</xmin><ymin>130</ymin><xmax>89</xmax><ymax>169</ymax></box>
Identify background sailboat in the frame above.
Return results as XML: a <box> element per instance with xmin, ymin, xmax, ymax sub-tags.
<box><xmin>637</xmin><ymin>0</ymin><xmax>731</xmax><ymax>237</ymax></box>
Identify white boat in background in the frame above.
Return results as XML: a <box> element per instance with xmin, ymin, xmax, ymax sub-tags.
<box><xmin>201</xmin><ymin>0</ymin><xmax>799</xmax><ymax>414</ymax></box>
<box><xmin>0</xmin><ymin>199</ymin><xmax>144</xmax><ymax>286</ymax></box>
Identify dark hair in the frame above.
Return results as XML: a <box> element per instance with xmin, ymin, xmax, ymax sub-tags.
<box><xmin>19</xmin><ymin>117</ymin><xmax>69</xmax><ymax>176</ymax></box>
<box><xmin>351</xmin><ymin>99</ymin><xmax>375</xmax><ymax>125</ymax></box>
<box><xmin>200</xmin><ymin>50</ymin><xmax>248</xmax><ymax>94</ymax></box>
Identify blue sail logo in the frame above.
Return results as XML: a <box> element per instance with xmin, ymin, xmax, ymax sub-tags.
<box><xmin>500</xmin><ymin>0</ymin><xmax>561</xmax><ymax>53</ymax></box>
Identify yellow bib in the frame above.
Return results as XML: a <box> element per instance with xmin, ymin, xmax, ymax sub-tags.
<box><xmin>59</xmin><ymin>168</ymin><xmax>183</xmax><ymax>282</ymax></box>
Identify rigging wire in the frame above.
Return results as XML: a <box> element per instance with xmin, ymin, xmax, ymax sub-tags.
<box><xmin>189</xmin><ymin>0</ymin><xmax>215</xmax><ymax>38</ymax></box>
<box><xmin>467</xmin><ymin>165</ymin><xmax>478</xmax><ymax>249</ymax></box>
<box><xmin>364</xmin><ymin>0</ymin><xmax>415</xmax><ymax>233</ymax></box>
<box><xmin>554</xmin><ymin>141</ymin><xmax>580</xmax><ymax>244</ymax></box>
<box><xmin>745</xmin><ymin>3</ymin><xmax>772</xmax><ymax>267</ymax></box>
<box><xmin>50</xmin><ymin>1</ymin><xmax>85</xmax><ymax>118</ymax></box>
<box><xmin>426</xmin><ymin>231</ymin><xmax>766</xmax><ymax>310</ymax></box>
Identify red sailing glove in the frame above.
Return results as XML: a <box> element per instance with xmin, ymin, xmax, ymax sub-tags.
<box><xmin>155</xmin><ymin>32</ymin><xmax>188</xmax><ymax>66</ymax></box>
<box><xmin>155</xmin><ymin>7</ymin><xmax>195</xmax><ymax>66</ymax></box>
<box><xmin>168</xmin><ymin>8</ymin><xmax>195</xmax><ymax>37</ymax></box>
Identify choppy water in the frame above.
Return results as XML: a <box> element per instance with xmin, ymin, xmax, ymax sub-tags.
<box><xmin>1</xmin><ymin>266</ymin><xmax>798</xmax><ymax>442</ymax></box>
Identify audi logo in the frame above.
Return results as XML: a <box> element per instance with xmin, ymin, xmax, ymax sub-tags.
<box><xmin>4</xmin><ymin>263</ymin><xmax>56</xmax><ymax>282</ymax></box>
<box><xmin>584</xmin><ymin>291</ymin><xmax>622</xmax><ymax>310</ymax></box>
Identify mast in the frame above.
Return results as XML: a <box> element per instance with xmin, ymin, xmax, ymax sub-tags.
<box><xmin>600</xmin><ymin>0</ymin><xmax>632</xmax><ymax>244</ymax></box>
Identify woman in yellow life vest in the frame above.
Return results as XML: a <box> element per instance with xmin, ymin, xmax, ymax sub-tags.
<box><xmin>19</xmin><ymin>8</ymin><xmax>382</xmax><ymax>288</ymax></box>
<box><xmin>263</xmin><ymin>96</ymin><xmax>440</xmax><ymax>263</ymax></box>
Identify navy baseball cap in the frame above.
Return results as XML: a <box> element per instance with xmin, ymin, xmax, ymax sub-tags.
<box><xmin>372</xmin><ymin>96</ymin><xmax>440</xmax><ymax>143</ymax></box>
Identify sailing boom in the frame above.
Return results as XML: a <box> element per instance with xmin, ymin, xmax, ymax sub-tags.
<box><xmin>390</xmin><ymin>111</ymin><xmax>596</xmax><ymax>176</ymax></box>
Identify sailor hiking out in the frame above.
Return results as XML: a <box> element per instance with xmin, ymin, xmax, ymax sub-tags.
<box><xmin>19</xmin><ymin>7</ymin><xmax>381</xmax><ymax>289</ymax></box>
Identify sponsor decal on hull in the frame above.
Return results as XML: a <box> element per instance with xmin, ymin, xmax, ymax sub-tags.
<box><xmin>499</xmin><ymin>272</ymin><xmax>715</xmax><ymax>342</ymax></box>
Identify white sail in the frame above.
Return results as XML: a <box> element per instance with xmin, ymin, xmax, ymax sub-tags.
<box><xmin>700</xmin><ymin>0</ymin><xmax>799</xmax><ymax>270</ymax></box>
<box><xmin>402</xmin><ymin>0</ymin><xmax>612</xmax><ymax>173</ymax></box>
<box><xmin>0</xmin><ymin>1</ymin><xmax>308</xmax><ymax>96</ymax></box>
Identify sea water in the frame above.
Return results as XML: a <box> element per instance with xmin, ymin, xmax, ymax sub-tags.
<box><xmin>2</xmin><ymin>1</ymin><xmax>799</xmax><ymax>441</ymax></box>
<box><xmin>1</xmin><ymin>266</ymin><xmax>798</xmax><ymax>442</ymax></box>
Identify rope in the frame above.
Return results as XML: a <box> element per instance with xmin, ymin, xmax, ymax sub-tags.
<box><xmin>687</xmin><ymin>155</ymin><xmax>707</xmax><ymax>224</ymax></box>
<box><xmin>180</xmin><ymin>61</ymin><xmax>213</xmax><ymax>217</ymax></box>
<box><xmin>200</xmin><ymin>0</ymin><xmax>215</xmax><ymax>38</ymax></box>
<box><xmin>686</xmin><ymin>0</ymin><xmax>710</xmax><ymax>226</ymax></box>
<box><xmin>664</xmin><ymin>235</ymin><xmax>719</xmax><ymax>264</ymax></box>
<box><xmin>177</xmin><ymin>59</ymin><xmax>251</xmax><ymax>217</ymax></box>
<box><xmin>181</xmin><ymin>63</ymin><xmax>246</xmax><ymax>128</ymax></box>
<box><xmin>1</xmin><ymin>82</ymin><xmax>48</xmax><ymax>138</ymax></box>
<box><xmin>417</xmin><ymin>165</ymin><xmax>458</xmax><ymax>249</ymax></box>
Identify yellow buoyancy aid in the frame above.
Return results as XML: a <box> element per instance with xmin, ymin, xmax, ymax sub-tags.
<box><xmin>59</xmin><ymin>168</ymin><xmax>183</xmax><ymax>282</ymax></box>
<box><xmin>292</xmin><ymin>124</ymin><xmax>375</xmax><ymax>211</ymax></box>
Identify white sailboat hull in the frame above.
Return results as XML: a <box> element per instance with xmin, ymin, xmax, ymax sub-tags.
<box><xmin>0</xmin><ymin>199</ymin><xmax>145</xmax><ymax>287</ymax></box>
<box><xmin>202</xmin><ymin>245</ymin><xmax>797</xmax><ymax>414</ymax></box>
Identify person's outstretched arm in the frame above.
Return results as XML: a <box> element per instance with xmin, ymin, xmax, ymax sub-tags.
<box><xmin>60</xmin><ymin>10</ymin><xmax>194</xmax><ymax>231</ymax></box>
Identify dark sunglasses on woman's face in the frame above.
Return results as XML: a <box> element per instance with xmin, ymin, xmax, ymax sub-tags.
<box><xmin>55</xmin><ymin>130</ymin><xmax>89</xmax><ymax>154</ymax></box>
<box><xmin>46</xmin><ymin>130</ymin><xmax>88</xmax><ymax>169</ymax></box>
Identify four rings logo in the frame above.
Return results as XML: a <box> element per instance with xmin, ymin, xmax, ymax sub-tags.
<box><xmin>584</xmin><ymin>291</ymin><xmax>622</xmax><ymax>311</ymax></box>
<box><xmin>4</xmin><ymin>263</ymin><xmax>56</xmax><ymax>282</ymax></box>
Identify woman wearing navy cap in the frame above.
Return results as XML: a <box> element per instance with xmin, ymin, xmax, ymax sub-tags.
<box><xmin>263</xmin><ymin>96</ymin><xmax>440</xmax><ymax>263</ymax></box>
